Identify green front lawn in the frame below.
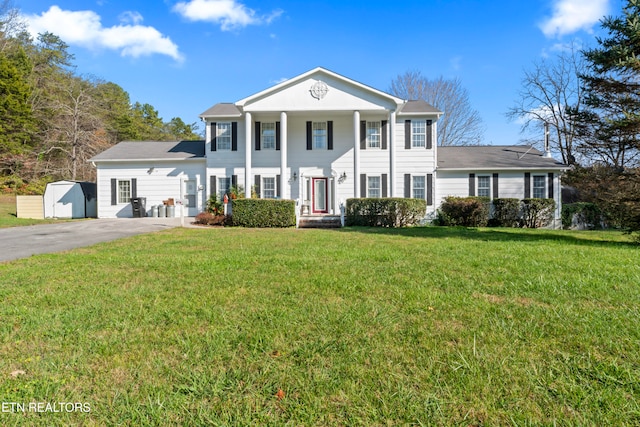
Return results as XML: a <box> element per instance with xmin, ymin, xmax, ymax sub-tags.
<box><xmin>0</xmin><ymin>227</ymin><xmax>638</xmax><ymax>425</ymax></box>
<box><xmin>0</xmin><ymin>195</ymin><xmax>74</xmax><ymax>228</ymax></box>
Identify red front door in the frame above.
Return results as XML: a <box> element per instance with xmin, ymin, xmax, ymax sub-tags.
<box><xmin>312</xmin><ymin>178</ymin><xmax>328</xmax><ymax>213</ymax></box>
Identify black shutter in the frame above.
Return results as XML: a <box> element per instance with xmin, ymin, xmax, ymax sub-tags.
<box><xmin>211</xmin><ymin>122</ymin><xmax>217</xmax><ymax>151</ymax></box>
<box><xmin>404</xmin><ymin>174</ymin><xmax>411</xmax><ymax>198</ymax></box>
<box><xmin>548</xmin><ymin>173</ymin><xmax>554</xmax><ymax>199</ymax></box>
<box><xmin>276</xmin><ymin>175</ymin><xmax>281</xmax><ymax>198</ymax></box>
<box><xmin>360</xmin><ymin>120</ymin><xmax>367</xmax><ymax>150</ymax></box>
<box><xmin>382</xmin><ymin>174</ymin><xmax>388</xmax><ymax>197</ymax></box>
<box><xmin>427</xmin><ymin>120</ymin><xmax>433</xmax><ymax>149</ymax></box>
<box><xmin>110</xmin><ymin>178</ymin><xmax>117</xmax><ymax>205</ymax></box>
<box><xmin>254</xmin><ymin>175</ymin><xmax>261</xmax><ymax>198</ymax></box>
<box><xmin>255</xmin><ymin>121</ymin><xmax>261</xmax><ymax>151</ymax></box>
<box><xmin>210</xmin><ymin>175</ymin><xmax>217</xmax><ymax>198</ymax></box>
<box><xmin>232</xmin><ymin>175</ymin><xmax>237</xmax><ymax>188</ymax></box>
<box><xmin>469</xmin><ymin>173</ymin><xmax>476</xmax><ymax>197</ymax></box>
<box><xmin>231</xmin><ymin>122</ymin><xmax>238</xmax><ymax>151</ymax></box>
<box><xmin>382</xmin><ymin>120</ymin><xmax>388</xmax><ymax>150</ymax></box>
<box><xmin>328</xmin><ymin>121</ymin><xmax>333</xmax><ymax>150</ymax></box>
<box><xmin>427</xmin><ymin>174</ymin><xmax>433</xmax><ymax>205</ymax></box>
<box><xmin>276</xmin><ymin>121</ymin><xmax>281</xmax><ymax>151</ymax></box>
<box><xmin>306</xmin><ymin>121</ymin><xmax>312</xmax><ymax>150</ymax></box>
<box><xmin>131</xmin><ymin>178</ymin><xmax>137</xmax><ymax>199</ymax></box>
<box><xmin>524</xmin><ymin>173</ymin><xmax>531</xmax><ymax>198</ymax></box>
<box><xmin>405</xmin><ymin>120</ymin><xmax>411</xmax><ymax>149</ymax></box>
<box><xmin>493</xmin><ymin>173</ymin><xmax>499</xmax><ymax>199</ymax></box>
<box><xmin>360</xmin><ymin>174</ymin><xmax>367</xmax><ymax>198</ymax></box>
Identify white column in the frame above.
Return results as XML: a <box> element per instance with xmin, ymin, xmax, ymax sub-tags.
<box><xmin>244</xmin><ymin>112</ymin><xmax>252</xmax><ymax>198</ymax></box>
<box><xmin>353</xmin><ymin>110</ymin><xmax>360</xmax><ymax>198</ymax></box>
<box><xmin>389</xmin><ymin>111</ymin><xmax>396</xmax><ymax>197</ymax></box>
<box><xmin>280</xmin><ymin>111</ymin><xmax>288</xmax><ymax>199</ymax></box>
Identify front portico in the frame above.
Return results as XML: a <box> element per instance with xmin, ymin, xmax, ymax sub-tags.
<box><xmin>200</xmin><ymin>67</ymin><xmax>441</xmax><ymax>218</ymax></box>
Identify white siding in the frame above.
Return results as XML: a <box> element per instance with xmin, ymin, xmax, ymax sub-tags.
<box><xmin>96</xmin><ymin>161</ymin><xmax>205</xmax><ymax>218</ymax></box>
<box><xmin>436</xmin><ymin>170</ymin><xmax>563</xmax><ymax>226</ymax></box>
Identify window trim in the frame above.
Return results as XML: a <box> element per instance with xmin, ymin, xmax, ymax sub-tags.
<box><xmin>312</xmin><ymin>121</ymin><xmax>327</xmax><ymax>150</ymax></box>
<box><xmin>533</xmin><ymin>175</ymin><xmax>546</xmax><ymax>199</ymax></box>
<box><xmin>261</xmin><ymin>122</ymin><xmax>276</xmax><ymax>150</ymax></box>
<box><xmin>117</xmin><ymin>179</ymin><xmax>131</xmax><ymax>204</ymax></box>
<box><xmin>216</xmin><ymin>122</ymin><xmax>232</xmax><ymax>151</ymax></box>
<box><xmin>367</xmin><ymin>175</ymin><xmax>381</xmax><ymax>198</ymax></box>
<box><xmin>218</xmin><ymin>177</ymin><xmax>231</xmax><ymax>199</ymax></box>
<box><xmin>411</xmin><ymin>120</ymin><xmax>427</xmax><ymax>148</ymax></box>
<box><xmin>412</xmin><ymin>175</ymin><xmax>426</xmax><ymax>200</ymax></box>
<box><xmin>477</xmin><ymin>175</ymin><xmax>491</xmax><ymax>198</ymax></box>
<box><xmin>367</xmin><ymin>121</ymin><xmax>381</xmax><ymax>149</ymax></box>
<box><xmin>262</xmin><ymin>176</ymin><xmax>276</xmax><ymax>199</ymax></box>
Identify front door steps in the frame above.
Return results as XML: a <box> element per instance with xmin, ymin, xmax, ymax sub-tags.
<box><xmin>298</xmin><ymin>215</ymin><xmax>341</xmax><ymax>229</ymax></box>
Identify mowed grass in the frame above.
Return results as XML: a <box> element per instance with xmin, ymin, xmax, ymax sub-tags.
<box><xmin>0</xmin><ymin>195</ymin><xmax>73</xmax><ymax>228</ymax></box>
<box><xmin>0</xmin><ymin>226</ymin><xmax>638</xmax><ymax>425</ymax></box>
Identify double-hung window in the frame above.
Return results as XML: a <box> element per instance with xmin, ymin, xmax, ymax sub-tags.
<box><xmin>477</xmin><ymin>176</ymin><xmax>491</xmax><ymax>198</ymax></box>
<box><xmin>262</xmin><ymin>122</ymin><xmax>276</xmax><ymax>150</ymax></box>
<box><xmin>533</xmin><ymin>175</ymin><xmax>546</xmax><ymax>198</ymax></box>
<box><xmin>263</xmin><ymin>177</ymin><xmax>276</xmax><ymax>199</ymax></box>
<box><xmin>216</xmin><ymin>122</ymin><xmax>232</xmax><ymax>150</ymax></box>
<box><xmin>412</xmin><ymin>176</ymin><xmax>425</xmax><ymax>199</ymax></box>
<box><xmin>367</xmin><ymin>121</ymin><xmax>381</xmax><ymax>148</ymax></box>
<box><xmin>117</xmin><ymin>180</ymin><xmax>131</xmax><ymax>204</ymax></box>
<box><xmin>218</xmin><ymin>177</ymin><xmax>231</xmax><ymax>199</ymax></box>
<box><xmin>367</xmin><ymin>176</ymin><xmax>381</xmax><ymax>198</ymax></box>
<box><xmin>313</xmin><ymin>122</ymin><xmax>327</xmax><ymax>149</ymax></box>
<box><xmin>412</xmin><ymin>120</ymin><xmax>426</xmax><ymax>148</ymax></box>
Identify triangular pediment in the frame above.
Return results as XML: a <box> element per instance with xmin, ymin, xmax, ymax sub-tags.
<box><xmin>237</xmin><ymin>67</ymin><xmax>403</xmax><ymax>113</ymax></box>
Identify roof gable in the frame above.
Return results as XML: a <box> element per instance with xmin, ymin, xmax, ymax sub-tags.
<box><xmin>236</xmin><ymin>67</ymin><xmax>405</xmax><ymax>113</ymax></box>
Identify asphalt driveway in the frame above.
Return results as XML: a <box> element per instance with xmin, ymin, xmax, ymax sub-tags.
<box><xmin>0</xmin><ymin>217</ymin><xmax>191</xmax><ymax>263</ymax></box>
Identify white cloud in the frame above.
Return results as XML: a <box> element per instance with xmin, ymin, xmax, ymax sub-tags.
<box><xmin>540</xmin><ymin>0</ymin><xmax>610</xmax><ymax>38</ymax></box>
<box><xmin>119</xmin><ymin>11</ymin><xmax>144</xmax><ymax>25</ymax></box>
<box><xmin>23</xmin><ymin>6</ymin><xmax>183</xmax><ymax>61</ymax></box>
<box><xmin>173</xmin><ymin>0</ymin><xmax>283</xmax><ymax>31</ymax></box>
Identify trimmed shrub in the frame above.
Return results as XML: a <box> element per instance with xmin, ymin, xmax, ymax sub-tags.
<box><xmin>230</xmin><ymin>199</ymin><xmax>295</xmax><ymax>228</ymax></box>
<box><xmin>436</xmin><ymin>196</ymin><xmax>490</xmax><ymax>227</ymax></box>
<box><xmin>520</xmin><ymin>198</ymin><xmax>556</xmax><ymax>228</ymax></box>
<box><xmin>561</xmin><ymin>202</ymin><xmax>602</xmax><ymax>230</ymax></box>
<box><xmin>345</xmin><ymin>198</ymin><xmax>426</xmax><ymax>227</ymax></box>
<box><xmin>490</xmin><ymin>198</ymin><xmax>521</xmax><ymax>227</ymax></box>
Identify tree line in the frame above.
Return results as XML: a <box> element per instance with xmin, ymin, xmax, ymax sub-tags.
<box><xmin>508</xmin><ymin>0</ymin><xmax>640</xmax><ymax>234</ymax></box>
<box><xmin>0</xmin><ymin>2</ymin><xmax>200</xmax><ymax>193</ymax></box>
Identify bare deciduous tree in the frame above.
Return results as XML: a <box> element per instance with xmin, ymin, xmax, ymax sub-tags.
<box><xmin>507</xmin><ymin>42</ymin><xmax>585</xmax><ymax>165</ymax></box>
<box><xmin>389</xmin><ymin>71</ymin><xmax>484</xmax><ymax>146</ymax></box>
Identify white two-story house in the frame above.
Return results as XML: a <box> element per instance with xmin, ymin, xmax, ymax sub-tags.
<box><xmin>90</xmin><ymin>67</ymin><xmax>567</xmax><ymax>225</ymax></box>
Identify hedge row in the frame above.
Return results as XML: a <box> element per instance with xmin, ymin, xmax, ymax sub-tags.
<box><xmin>436</xmin><ymin>196</ymin><xmax>491</xmax><ymax>227</ymax></box>
<box><xmin>230</xmin><ymin>199</ymin><xmax>296</xmax><ymax>228</ymax></box>
<box><xmin>436</xmin><ymin>197</ymin><xmax>556</xmax><ymax>228</ymax></box>
<box><xmin>346</xmin><ymin>198</ymin><xmax>426</xmax><ymax>227</ymax></box>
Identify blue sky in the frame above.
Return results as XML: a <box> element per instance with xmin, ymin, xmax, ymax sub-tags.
<box><xmin>20</xmin><ymin>0</ymin><xmax>621</xmax><ymax>145</ymax></box>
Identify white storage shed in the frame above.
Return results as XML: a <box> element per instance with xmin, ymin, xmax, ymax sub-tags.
<box><xmin>44</xmin><ymin>181</ymin><xmax>97</xmax><ymax>218</ymax></box>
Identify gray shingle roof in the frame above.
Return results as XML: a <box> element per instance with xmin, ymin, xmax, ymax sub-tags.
<box><xmin>200</xmin><ymin>103</ymin><xmax>243</xmax><ymax>118</ymax></box>
<box><xmin>399</xmin><ymin>100</ymin><xmax>442</xmax><ymax>115</ymax></box>
<box><xmin>438</xmin><ymin>145</ymin><xmax>567</xmax><ymax>170</ymax></box>
<box><xmin>90</xmin><ymin>141</ymin><xmax>205</xmax><ymax>162</ymax></box>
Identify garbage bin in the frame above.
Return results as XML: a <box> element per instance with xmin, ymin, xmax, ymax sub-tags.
<box><xmin>166</xmin><ymin>205</ymin><xmax>175</xmax><ymax>218</ymax></box>
<box><xmin>151</xmin><ymin>205</ymin><xmax>158</xmax><ymax>218</ymax></box>
<box><xmin>130</xmin><ymin>197</ymin><xmax>147</xmax><ymax>218</ymax></box>
<box><xmin>158</xmin><ymin>204</ymin><xmax>166</xmax><ymax>217</ymax></box>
